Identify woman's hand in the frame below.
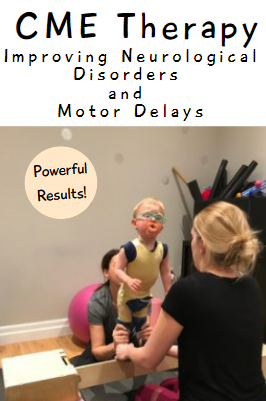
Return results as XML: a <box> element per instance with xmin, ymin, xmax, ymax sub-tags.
<box><xmin>112</xmin><ymin>324</ymin><xmax>130</xmax><ymax>350</ymax></box>
<box><xmin>139</xmin><ymin>321</ymin><xmax>153</xmax><ymax>342</ymax></box>
<box><xmin>116</xmin><ymin>343</ymin><xmax>134</xmax><ymax>361</ymax></box>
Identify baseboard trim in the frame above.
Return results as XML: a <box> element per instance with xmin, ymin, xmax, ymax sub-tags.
<box><xmin>0</xmin><ymin>319</ymin><xmax>72</xmax><ymax>345</ymax></box>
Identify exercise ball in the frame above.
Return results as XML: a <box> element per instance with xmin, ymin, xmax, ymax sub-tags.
<box><xmin>68</xmin><ymin>283</ymin><xmax>100</xmax><ymax>344</ymax></box>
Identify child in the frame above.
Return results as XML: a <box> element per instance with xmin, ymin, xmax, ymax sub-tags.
<box><xmin>114</xmin><ymin>197</ymin><xmax>172</xmax><ymax>336</ymax></box>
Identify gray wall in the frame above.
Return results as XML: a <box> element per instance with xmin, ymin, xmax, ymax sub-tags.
<box><xmin>0</xmin><ymin>127</ymin><xmax>220</xmax><ymax>326</ymax></box>
<box><xmin>216</xmin><ymin>127</ymin><xmax>266</xmax><ymax>180</ymax></box>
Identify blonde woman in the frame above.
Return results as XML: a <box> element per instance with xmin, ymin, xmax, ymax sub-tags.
<box><xmin>116</xmin><ymin>202</ymin><xmax>266</xmax><ymax>401</ymax></box>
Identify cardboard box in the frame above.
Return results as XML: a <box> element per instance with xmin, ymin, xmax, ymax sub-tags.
<box><xmin>2</xmin><ymin>349</ymin><xmax>81</xmax><ymax>401</ymax></box>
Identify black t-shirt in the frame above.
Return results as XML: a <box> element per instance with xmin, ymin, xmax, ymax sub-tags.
<box><xmin>162</xmin><ymin>272</ymin><xmax>266</xmax><ymax>401</ymax></box>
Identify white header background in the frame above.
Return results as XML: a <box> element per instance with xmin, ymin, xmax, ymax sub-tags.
<box><xmin>0</xmin><ymin>1</ymin><xmax>264</xmax><ymax>126</ymax></box>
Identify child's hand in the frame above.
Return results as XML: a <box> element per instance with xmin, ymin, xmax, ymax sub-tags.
<box><xmin>126</xmin><ymin>277</ymin><xmax>142</xmax><ymax>293</ymax></box>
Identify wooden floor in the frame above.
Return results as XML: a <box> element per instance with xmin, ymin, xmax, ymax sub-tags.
<box><xmin>0</xmin><ymin>335</ymin><xmax>86</xmax><ymax>368</ymax></box>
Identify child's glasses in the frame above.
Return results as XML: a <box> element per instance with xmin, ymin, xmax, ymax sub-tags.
<box><xmin>136</xmin><ymin>211</ymin><xmax>166</xmax><ymax>224</ymax></box>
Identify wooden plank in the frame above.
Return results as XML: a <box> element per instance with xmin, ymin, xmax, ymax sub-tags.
<box><xmin>77</xmin><ymin>356</ymin><xmax>177</xmax><ymax>389</ymax></box>
<box><xmin>77</xmin><ymin>348</ymin><xmax>266</xmax><ymax>389</ymax></box>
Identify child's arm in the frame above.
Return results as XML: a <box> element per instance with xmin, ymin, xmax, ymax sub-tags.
<box><xmin>115</xmin><ymin>248</ymin><xmax>142</xmax><ymax>293</ymax></box>
<box><xmin>160</xmin><ymin>252</ymin><xmax>172</xmax><ymax>294</ymax></box>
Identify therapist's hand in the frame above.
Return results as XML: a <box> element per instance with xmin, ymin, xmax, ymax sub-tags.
<box><xmin>112</xmin><ymin>324</ymin><xmax>129</xmax><ymax>350</ymax></box>
<box><xmin>116</xmin><ymin>343</ymin><xmax>134</xmax><ymax>361</ymax></box>
<box><xmin>139</xmin><ymin>321</ymin><xmax>153</xmax><ymax>342</ymax></box>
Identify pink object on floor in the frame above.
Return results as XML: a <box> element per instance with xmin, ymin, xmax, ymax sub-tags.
<box><xmin>160</xmin><ymin>378</ymin><xmax>179</xmax><ymax>394</ymax></box>
<box><xmin>135</xmin><ymin>381</ymin><xmax>179</xmax><ymax>401</ymax></box>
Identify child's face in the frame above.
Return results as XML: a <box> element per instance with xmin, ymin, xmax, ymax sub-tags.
<box><xmin>132</xmin><ymin>202</ymin><xmax>165</xmax><ymax>238</ymax></box>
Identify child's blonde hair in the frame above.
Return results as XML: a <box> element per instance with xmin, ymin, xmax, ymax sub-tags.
<box><xmin>133</xmin><ymin>197</ymin><xmax>165</xmax><ymax>218</ymax></box>
<box><xmin>193</xmin><ymin>201</ymin><xmax>261</xmax><ymax>276</ymax></box>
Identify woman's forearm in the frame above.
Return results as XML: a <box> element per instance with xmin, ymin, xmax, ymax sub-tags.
<box><xmin>92</xmin><ymin>342</ymin><xmax>115</xmax><ymax>361</ymax></box>
<box><xmin>116</xmin><ymin>343</ymin><xmax>159</xmax><ymax>370</ymax></box>
<box><xmin>127</xmin><ymin>345</ymin><xmax>154</xmax><ymax>370</ymax></box>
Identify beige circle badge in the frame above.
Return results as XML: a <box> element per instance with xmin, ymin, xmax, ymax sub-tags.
<box><xmin>25</xmin><ymin>147</ymin><xmax>97</xmax><ymax>219</ymax></box>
